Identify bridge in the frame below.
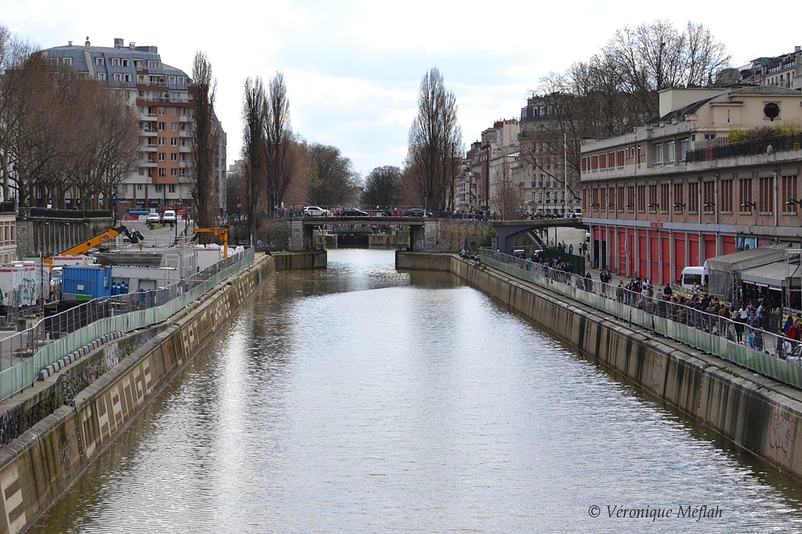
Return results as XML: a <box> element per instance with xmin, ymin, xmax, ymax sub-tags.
<box><xmin>491</xmin><ymin>218</ymin><xmax>585</xmax><ymax>253</ymax></box>
<box><xmin>287</xmin><ymin>216</ymin><xmax>585</xmax><ymax>253</ymax></box>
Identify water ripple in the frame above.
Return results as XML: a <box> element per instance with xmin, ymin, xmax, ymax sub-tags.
<box><xmin>33</xmin><ymin>249</ymin><xmax>802</xmax><ymax>534</ymax></box>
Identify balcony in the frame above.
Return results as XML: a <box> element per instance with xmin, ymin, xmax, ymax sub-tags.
<box><xmin>140</xmin><ymin>144</ymin><xmax>158</xmax><ymax>152</ymax></box>
<box><xmin>141</xmin><ymin>129</ymin><xmax>157</xmax><ymax>137</ymax></box>
<box><xmin>685</xmin><ymin>132</ymin><xmax>802</xmax><ymax>163</ymax></box>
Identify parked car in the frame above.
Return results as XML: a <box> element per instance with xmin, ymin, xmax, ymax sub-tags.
<box><xmin>405</xmin><ymin>208</ymin><xmax>433</xmax><ymax>217</ymax></box>
<box><xmin>341</xmin><ymin>207</ymin><xmax>368</xmax><ymax>217</ymax></box>
<box><xmin>162</xmin><ymin>209</ymin><xmax>177</xmax><ymax>223</ymax></box>
<box><xmin>304</xmin><ymin>206</ymin><xmax>331</xmax><ymax>217</ymax></box>
<box><xmin>146</xmin><ymin>212</ymin><xmax>161</xmax><ymax>224</ymax></box>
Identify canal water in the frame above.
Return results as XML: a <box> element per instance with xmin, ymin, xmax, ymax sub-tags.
<box><xmin>32</xmin><ymin>249</ymin><xmax>802</xmax><ymax>533</ymax></box>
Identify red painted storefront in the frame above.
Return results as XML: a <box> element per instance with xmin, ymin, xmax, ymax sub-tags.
<box><xmin>592</xmin><ymin>224</ymin><xmax>734</xmax><ymax>285</ymax></box>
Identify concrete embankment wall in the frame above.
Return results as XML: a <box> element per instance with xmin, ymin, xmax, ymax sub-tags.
<box><xmin>397</xmin><ymin>251</ymin><xmax>802</xmax><ymax>481</ymax></box>
<box><xmin>0</xmin><ymin>254</ymin><xmax>276</xmax><ymax>534</ymax></box>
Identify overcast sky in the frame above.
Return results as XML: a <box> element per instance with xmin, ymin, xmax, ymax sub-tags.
<box><xmin>3</xmin><ymin>1</ymin><xmax>798</xmax><ymax>178</ymax></box>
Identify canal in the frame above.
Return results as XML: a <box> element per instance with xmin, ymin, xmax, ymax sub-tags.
<box><xmin>32</xmin><ymin>249</ymin><xmax>802</xmax><ymax>532</ymax></box>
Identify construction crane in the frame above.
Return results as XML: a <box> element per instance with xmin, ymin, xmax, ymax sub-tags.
<box><xmin>43</xmin><ymin>225</ymin><xmax>134</xmax><ymax>270</ymax></box>
<box><xmin>193</xmin><ymin>227</ymin><xmax>229</xmax><ymax>258</ymax></box>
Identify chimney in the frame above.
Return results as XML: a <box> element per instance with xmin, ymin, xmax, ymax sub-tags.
<box><xmin>114</xmin><ymin>38</ymin><xmax>123</xmax><ymax>48</ymax></box>
<box><xmin>129</xmin><ymin>42</ymin><xmax>136</xmax><ymax>49</ymax></box>
<box><xmin>68</xmin><ymin>41</ymin><xmax>72</xmax><ymax>46</ymax></box>
<box><xmin>85</xmin><ymin>36</ymin><xmax>90</xmax><ymax>47</ymax></box>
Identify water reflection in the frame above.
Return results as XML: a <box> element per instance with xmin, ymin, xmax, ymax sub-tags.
<box><xmin>33</xmin><ymin>249</ymin><xmax>802</xmax><ymax>533</ymax></box>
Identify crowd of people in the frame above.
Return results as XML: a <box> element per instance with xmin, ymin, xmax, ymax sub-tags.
<box><xmin>486</xmin><ymin>248</ymin><xmax>797</xmax><ymax>362</ymax></box>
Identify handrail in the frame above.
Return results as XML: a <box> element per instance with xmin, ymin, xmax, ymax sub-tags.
<box><xmin>0</xmin><ymin>248</ymin><xmax>255</xmax><ymax>402</ymax></box>
<box><xmin>479</xmin><ymin>248</ymin><xmax>802</xmax><ymax>390</ymax></box>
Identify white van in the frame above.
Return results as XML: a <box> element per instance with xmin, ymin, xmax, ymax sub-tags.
<box><xmin>679</xmin><ymin>266</ymin><xmax>708</xmax><ymax>290</ymax></box>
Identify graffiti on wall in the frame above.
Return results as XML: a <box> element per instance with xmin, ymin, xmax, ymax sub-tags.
<box><xmin>63</xmin><ymin>342</ymin><xmax>127</xmax><ymax>402</ymax></box>
<box><xmin>769</xmin><ymin>412</ymin><xmax>796</xmax><ymax>464</ymax></box>
<box><xmin>0</xmin><ymin>393</ymin><xmax>59</xmax><ymax>449</ymax></box>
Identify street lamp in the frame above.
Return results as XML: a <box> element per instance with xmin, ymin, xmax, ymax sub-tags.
<box><xmin>112</xmin><ymin>185</ymin><xmax>118</xmax><ymax>225</ymax></box>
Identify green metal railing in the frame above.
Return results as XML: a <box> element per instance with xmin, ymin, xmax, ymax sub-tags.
<box><xmin>0</xmin><ymin>248</ymin><xmax>255</xmax><ymax>401</ymax></box>
<box><xmin>480</xmin><ymin>248</ymin><xmax>802</xmax><ymax>390</ymax></box>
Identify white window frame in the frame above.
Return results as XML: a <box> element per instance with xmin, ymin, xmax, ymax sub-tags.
<box><xmin>654</xmin><ymin>143</ymin><xmax>663</xmax><ymax>164</ymax></box>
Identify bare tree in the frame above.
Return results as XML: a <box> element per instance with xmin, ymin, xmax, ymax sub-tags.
<box><xmin>0</xmin><ymin>24</ymin><xmax>36</xmax><ymax>202</ymax></box>
<box><xmin>241</xmin><ymin>76</ymin><xmax>267</xmax><ymax>244</ymax></box>
<box><xmin>602</xmin><ymin>19</ymin><xmax>730</xmax><ymax>120</ymax></box>
<box><xmin>302</xmin><ymin>142</ymin><xmax>360</xmax><ymax>208</ymax></box>
<box><xmin>361</xmin><ymin>165</ymin><xmax>402</xmax><ymax>208</ymax></box>
<box><xmin>5</xmin><ymin>54</ymin><xmax>64</xmax><ymax>207</ymax></box>
<box><xmin>70</xmin><ymin>82</ymin><xmax>139</xmax><ymax>212</ymax></box>
<box><xmin>491</xmin><ymin>160</ymin><xmax>522</xmax><ymax>220</ymax></box>
<box><xmin>190</xmin><ymin>51</ymin><xmax>219</xmax><ymax>228</ymax></box>
<box><xmin>518</xmin><ymin>19</ymin><xmax>730</xmax><ymax>213</ymax></box>
<box><xmin>406</xmin><ymin>68</ymin><xmax>463</xmax><ymax>212</ymax></box>
<box><xmin>265</xmin><ymin>72</ymin><xmax>293</xmax><ymax>214</ymax></box>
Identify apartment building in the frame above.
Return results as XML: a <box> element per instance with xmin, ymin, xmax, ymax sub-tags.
<box><xmin>39</xmin><ymin>38</ymin><xmax>226</xmax><ymax>217</ymax></box>
<box><xmin>519</xmin><ymin>96</ymin><xmax>580</xmax><ymax>216</ymax></box>
<box><xmin>739</xmin><ymin>46</ymin><xmax>802</xmax><ymax>90</ymax></box>
<box><xmin>581</xmin><ymin>86</ymin><xmax>802</xmax><ymax>286</ymax></box>
<box><xmin>480</xmin><ymin>120</ymin><xmax>520</xmax><ymax>216</ymax></box>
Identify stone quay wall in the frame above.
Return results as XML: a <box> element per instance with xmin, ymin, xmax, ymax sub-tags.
<box><xmin>397</xmin><ymin>251</ymin><xmax>802</xmax><ymax>482</ymax></box>
<box><xmin>0</xmin><ymin>253</ymin><xmax>276</xmax><ymax>534</ymax></box>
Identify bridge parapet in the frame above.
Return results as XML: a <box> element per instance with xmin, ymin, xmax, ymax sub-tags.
<box><xmin>288</xmin><ymin>217</ymin><xmax>495</xmax><ymax>253</ymax></box>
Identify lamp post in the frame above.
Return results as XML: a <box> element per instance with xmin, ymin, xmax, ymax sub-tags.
<box><xmin>112</xmin><ymin>185</ymin><xmax>118</xmax><ymax>226</ymax></box>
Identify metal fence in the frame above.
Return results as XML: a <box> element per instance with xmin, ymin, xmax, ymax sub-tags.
<box><xmin>0</xmin><ymin>247</ymin><xmax>255</xmax><ymax>402</ymax></box>
<box><xmin>480</xmin><ymin>248</ymin><xmax>802</xmax><ymax>390</ymax></box>
<box><xmin>686</xmin><ymin>132</ymin><xmax>802</xmax><ymax>163</ymax></box>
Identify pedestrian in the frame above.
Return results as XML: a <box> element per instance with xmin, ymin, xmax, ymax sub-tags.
<box><xmin>756</xmin><ymin>300</ymin><xmax>765</xmax><ymax>329</ymax></box>
<box><xmin>785</xmin><ymin>321</ymin><xmax>799</xmax><ymax>348</ymax></box>
<box><xmin>783</xmin><ymin>336</ymin><xmax>794</xmax><ymax>359</ymax></box>
<box><xmin>784</xmin><ymin>315</ymin><xmax>794</xmax><ymax>335</ymax></box>
<box><xmin>663</xmin><ymin>284</ymin><xmax>673</xmax><ymax>299</ymax></box>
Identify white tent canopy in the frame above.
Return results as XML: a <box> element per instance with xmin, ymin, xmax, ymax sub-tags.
<box><xmin>704</xmin><ymin>246</ymin><xmax>791</xmax><ymax>300</ymax></box>
<box><xmin>740</xmin><ymin>260</ymin><xmax>802</xmax><ymax>288</ymax></box>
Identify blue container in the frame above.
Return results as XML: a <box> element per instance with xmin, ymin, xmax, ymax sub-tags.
<box><xmin>61</xmin><ymin>265</ymin><xmax>112</xmax><ymax>301</ymax></box>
